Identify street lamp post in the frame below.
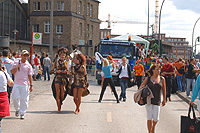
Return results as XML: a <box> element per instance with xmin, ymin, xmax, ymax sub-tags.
<box><xmin>192</xmin><ymin>17</ymin><xmax>200</xmax><ymax>57</ymax></box>
<box><xmin>50</xmin><ymin>0</ymin><xmax>54</xmax><ymax>63</ymax></box>
<box><xmin>158</xmin><ymin>0</ymin><xmax>166</xmax><ymax>55</ymax></box>
<box><xmin>147</xmin><ymin>0</ymin><xmax>149</xmax><ymax>41</ymax></box>
<box><xmin>13</xmin><ymin>29</ymin><xmax>18</xmax><ymax>51</ymax></box>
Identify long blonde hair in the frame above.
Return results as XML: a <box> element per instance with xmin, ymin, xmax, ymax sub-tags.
<box><xmin>103</xmin><ymin>59</ymin><xmax>109</xmax><ymax>67</ymax></box>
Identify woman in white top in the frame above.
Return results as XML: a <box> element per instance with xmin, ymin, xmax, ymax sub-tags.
<box><xmin>0</xmin><ymin>60</ymin><xmax>14</xmax><ymax>133</ymax></box>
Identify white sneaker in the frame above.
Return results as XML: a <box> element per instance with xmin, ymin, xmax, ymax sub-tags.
<box><xmin>15</xmin><ymin>111</ymin><xmax>19</xmax><ymax>117</ymax></box>
<box><xmin>20</xmin><ymin>115</ymin><xmax>25</xmax><ymax>120</ymax></box>
<box><xmin>187</xmin><ymin>96</ymin><xmax>191</xmax><ymax>99</ymax></box>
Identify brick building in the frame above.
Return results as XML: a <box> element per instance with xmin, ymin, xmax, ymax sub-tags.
<box><xmin>139</xmin><ymin>33</ymin><xmax>192</xmax><ymax>60</ymax></box>
<box><xmin>0</xmin><ymin>0</ymin><xmax>28</xmax><ymax>40</ymax></box>
<box><xmin>29</xmin><ymin>0</ymin><xmax>101</xmax><ymax>56</ymax></box>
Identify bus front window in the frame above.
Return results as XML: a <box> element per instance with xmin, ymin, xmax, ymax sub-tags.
<box><xmin>99</xmin><ymin>45</ymin><xmax>132</xmax><ymax>58</ymax></box>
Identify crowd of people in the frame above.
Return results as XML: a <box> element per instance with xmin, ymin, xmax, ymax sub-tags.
<box><xmin>0</xmin><ymin>45</ymin><xmax>200</xmax><ymax>133</ymax></box>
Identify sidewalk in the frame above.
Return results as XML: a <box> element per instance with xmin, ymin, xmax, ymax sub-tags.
<box><xmin>176</xmin><ymin>91</ymin><xmax>198</xmax><ymax>110</ymax></box>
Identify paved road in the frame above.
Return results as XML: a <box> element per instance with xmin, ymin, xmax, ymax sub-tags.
<box><xmin>1</xmin><ymin>76</ymin><xmax>197</xmax><ymax>133</ymax></box>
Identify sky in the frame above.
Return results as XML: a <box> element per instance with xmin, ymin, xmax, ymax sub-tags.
<box><xmin>22</xmin><ymin>0</ymin><xmax>200</xmax><ymax>53</ymax></box>
<box><xmin>98</xmin><ymin>0</ymin><xmax>200</xmax><ymax>54</ymax></box>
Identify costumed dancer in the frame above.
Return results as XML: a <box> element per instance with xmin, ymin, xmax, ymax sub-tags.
<box><xmin>97</xmin><ymin>53</ymin><xmax>119</xmax><ymax>103</ymax></box>
<box><xmin>69</xmin><ymin>54</ymin><xmax>89</xmax><ymax>114</ymax></box>
<box><xmin>51</xmin><ymin>48</ymin><xmax>68</xmax><ymax>113</ymax></box>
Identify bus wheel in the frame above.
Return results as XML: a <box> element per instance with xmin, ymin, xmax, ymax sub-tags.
<box><xmin>97</xmin><ymin>80</ymin><xmax>101</xmax><ymax>85</ymax></box>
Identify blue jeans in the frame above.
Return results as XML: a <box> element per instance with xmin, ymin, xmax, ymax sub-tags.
<box><xmin>186</xmin><ymin>78</ymin><xmax>195</xmax><ymax>96</ymax></box>
<box><xmin>120</xmin><ymin>78</ymin><xmax>129</xmax><ymax>99</ymax></box>
<box><xmin>176</xmin><ymin>74</ymin><xmax>183</xmax><ymax>91</ymax></box>
<box><xmin>182</xmin><ymin>75</ymin><xmax>186</xmax><ymax>92</ymax></box>
<box><xmin>0</xmin><ymin>118</ymin><xmax>2</xmax><ymax>133</ymax></box>
<box><xmin>44</xmin><ymin>66</ymin><xmax>50</xmax><ymax>81</ymax></box>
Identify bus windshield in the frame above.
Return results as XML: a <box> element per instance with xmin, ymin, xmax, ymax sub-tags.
<box><xmin>99</xmin><ymin>44</ymin><xmax>133</xmax><ymax>58</ymax></box>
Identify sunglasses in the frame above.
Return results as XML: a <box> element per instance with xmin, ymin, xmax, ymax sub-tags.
<box><xmin>23</xmin><ymin>54</ymin><xmax>29</xmax><ymax>57</ymax></box>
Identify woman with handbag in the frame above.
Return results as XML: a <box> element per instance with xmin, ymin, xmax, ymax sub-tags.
<box><xmin>51</xmin><ymin>47</ymin><xmax>69</xmax><ymax>113</ymax></box>
<box><xmin>69</xmin><ymin>54</ymin><xmax>89</xmax><ymax>114</ymax></box>
<box><xmin>0</xmin><ymin>61</ymin><xmax>14</xmax><ymax>133</ymax></box>
<box><xmin>139</xmin><ymin>64</ymin><xmax>166</xmax><ymax>133</ymax></box>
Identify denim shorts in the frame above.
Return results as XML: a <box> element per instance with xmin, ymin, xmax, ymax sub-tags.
<box><xmin>73</xmin><ymin>85</ymin><xmax>84</xmax><ymax>89</ymax></box>
<box><xmin>55</xmin><ymin>81</ymin><xmax>62</xmax><ymax>85</ymax></box>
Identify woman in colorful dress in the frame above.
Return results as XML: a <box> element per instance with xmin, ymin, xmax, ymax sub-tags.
<box><xmin>69</xmin><ymin>54</ymin><xmax>89</xmax><ymax>114</ymax></box>
<box><xmin>51</xmin><ymin>48</ymin><xmax>68</xmax><ymax>113</ymax></box>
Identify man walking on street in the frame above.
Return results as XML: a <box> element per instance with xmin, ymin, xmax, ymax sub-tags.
<box><xmin>33</xmin><ymin>53</ymin><xmax>40</xmax><ymax>81</ymax></box>
<box><xmin>118</xmin><ymin>57</ymin><xmax>133</xmax><ymax>102</ymax></box>
<box><xmin>162</xmin><ymin>57</ymin><xmax>174</xmax><ymax>101</ymax></box>
<box><xmin>43</xmin><ymin>54</ymin><xmax>51</xmax><ymax>81</ymax></box>
<box><xmin>11</xmin><ymin>50</ymin><xmax>33</xmax><ymax>119</ymax></box>
<box><xmin>1</xmin><ymin>50</ymin><xmax>14</xmax><ymax>103</ymax></box>
<box><xmin>133</xmin><ymin>60</ymin><xmax>144</xmax><ymax>89</ymax></box>
<box><xmin>40</xmin><ymin>52</ymin><xmax>46</xmax><ymax>75</ymax></box>
<box><xmin>173</xmin><ymin>58</ymin><xmax>185</xmax><ymax>92</ymax></box>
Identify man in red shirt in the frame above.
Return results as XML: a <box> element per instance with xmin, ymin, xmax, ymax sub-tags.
<box><xmin>162</xmin><ymin>57</ymin><xmax>174</xmax><ymax>101</ymax></box>
<box><xmin>33</xmin><ymin>53</ymin><xmax>40</xmax><ymax>81</ymax></box>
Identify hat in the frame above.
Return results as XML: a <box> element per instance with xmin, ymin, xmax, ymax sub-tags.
<box><xmin>22</xmin><ymin>50</ymin><xmax>29</xmax><ymax>55</ymax></box>
<box><xmin>136</xmin><ymin>60</ymin><xmax>142</xmax><ymax>63</ymax></box>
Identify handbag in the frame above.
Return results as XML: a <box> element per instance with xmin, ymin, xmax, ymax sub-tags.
<box><xmin>181</xmin><ymin>105</ymin><xmax>200</xmax><ymax>133</ymax></box>
<box><xmin>141</xmin><ymin>76</ymin><xmax>151</xmax><ymax>98</ymax></box>
<box><xmin>141</xmin><ymin>85</ymin><xmax>151</xmax><ymax>98</ymax></box>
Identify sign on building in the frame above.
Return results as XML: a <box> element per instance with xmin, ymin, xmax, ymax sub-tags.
<box><xmin>33</xmin><ymin>32</ymin><xmax>42</xmax><ymax>44</ymax></box>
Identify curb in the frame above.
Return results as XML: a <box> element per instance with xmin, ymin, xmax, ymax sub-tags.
<box><xmin>176</xmin><ymin>93</ymin><xmax>197</xmax><ymax>110</ymax></box>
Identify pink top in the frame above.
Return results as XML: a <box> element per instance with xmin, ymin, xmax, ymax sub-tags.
<box><xmin>11</xmin><ymin>60</ymin><xmax>33</xmax><ymax>85</ymax></box>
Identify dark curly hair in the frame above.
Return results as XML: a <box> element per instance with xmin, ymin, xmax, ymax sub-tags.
<box><xmin>57</xmin><ymin>47</ymin><xmax>68</xmax><ymax>55</ymax></box>
<box><xmin>76</xmin><ymin>54</ymin><xmax>86</xmax><ymax>65</ymax></box>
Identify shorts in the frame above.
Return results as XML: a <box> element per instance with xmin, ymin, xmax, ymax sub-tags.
<box><xmin>145</xmin><ymin>104</ymin><xmax>160</xmax><ymax>122</ymax></box>
<box><xmin>34</xmin><ymin>66</ymin><xmax>39</xmax><ymax>75</ymax></box>
<box><xmin>73</xmin><ymin>85</ymin><xmax>84</xmax><ymax>89</ymax></box>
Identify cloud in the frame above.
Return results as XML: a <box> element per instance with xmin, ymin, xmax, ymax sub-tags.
<box><xmin>169</xmin><ymin>0</ymin><xmax>200</xmax><ymax>14</ymax></box>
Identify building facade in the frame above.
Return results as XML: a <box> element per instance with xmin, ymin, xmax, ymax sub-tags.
<box><xmin>29</xmin><ymin>0</ymin><xmax>100</xmax><ymax>56</ymax></box>
<box><xmin>0</xmin><ymin>0</ymin><xmax>28</xmax><ymax>40</ymax></box>
<box><xmin>139</xmin><ymin>34</ymin><xmax>192</xmax><ymax>60</ymax></box>
<box><xmin>100</xmin><ymin>28</ymin><xmax>111</xmax><ymax>40</ymax></box>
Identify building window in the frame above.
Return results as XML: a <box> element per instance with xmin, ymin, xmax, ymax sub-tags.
<box><xmin>61</xmin><ymin>2</ymin><xmax>64</xmax><ymax>11</ymax></box>
<box><xmin>79</xmin><ymin>23</ymin><xmax>82</xmax><ymax>36</ymax></box>
<box><xmin>38</xmin><ymin>2</ymin><xmax>40</xmax><ymax>11</ymax></box>
<box><xmin>90</xmin><ymin>5</ymin><xmax>93</xmax><ymax>17</ymax></box>
<box><xmin>32</xmin><ymin>24</ymin><xmax>39</xmax><ymax>32</ymax></box>
<box><xmin>56</xmin><ymin>25</ymin><xmax>63</xmax><ymax>33</ymax></box>
<box><xmin>44</xmin><ymin>21</ymin><xmax>50</xmax><ymax>33</ymax></box>
<box><xmin>33</xmin><ymin>2</ymin><xmax>36</xmax><ymax>11</ymax></box>
<box><xmin>49</xmin><ymin>2</ymin><xmax>51</xmax><ymax>11</ymax></box>
<box><xmin>57</xmin><ymin>2</ymin><xmax>60</xmax><ymax>11</ymax></box>
<box><xmin>79</xmin><ymin>0</ymin><xmax>82</xmax><ymax>14</ymax></box>
<box><xmin>45</xmin><ymin>2</ymin><xmax>48</xmax><ymax>11</ymax></box>
<box><xmin>90</xmin><ymin>25</ymin><xmax>93</xmax><ymax>38</ymax></box>
<box><xmin>87</xmin><ymin>24</ymin><xmax>89</xmax><ymax>37</ymax></box>
<box><xmin>87</xmin><ymin>3</ymin><xmax>90</xmax><ymax>16</ymax></box>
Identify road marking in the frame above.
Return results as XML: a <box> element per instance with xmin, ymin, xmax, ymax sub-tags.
<box><xmin>107</xmin><ymin>112</ymin><xmax>112</xmax><ymax>123</ymax></box>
